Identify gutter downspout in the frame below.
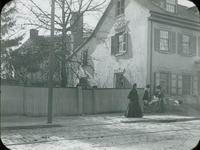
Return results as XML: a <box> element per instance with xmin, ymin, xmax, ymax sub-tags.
<box><xmin>150</xmin><ymin>20</ymin><xmax>153</xmax><ymax>100</ymax></box>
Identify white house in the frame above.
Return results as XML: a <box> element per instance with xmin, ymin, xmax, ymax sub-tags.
<box><xmin>70</xmin><ymin>0</ymin><xmax>200</xmax><ymax>99</ymax></box>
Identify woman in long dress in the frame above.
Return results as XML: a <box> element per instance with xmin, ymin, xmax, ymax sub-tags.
<box><xmin>126</xmin><ymin>83</ymin><xmax>143</xmax><ymax>118</ymax></box>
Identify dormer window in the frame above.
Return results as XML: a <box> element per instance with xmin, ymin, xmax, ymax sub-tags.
<box><xmin>166</xmin><ymin>0</ymin><xmax>177</xmax><ymax>13</ymax></box>
<box><xmin>116</xmin><ymin>0</ymin><xmax>125</xmax><ymax>16</ymax></box>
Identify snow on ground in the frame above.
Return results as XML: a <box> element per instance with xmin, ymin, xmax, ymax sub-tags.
<box><xmin>1</xmin><ymin>114</ymin><xmax>200</xmax><ymax>150</ymax></box>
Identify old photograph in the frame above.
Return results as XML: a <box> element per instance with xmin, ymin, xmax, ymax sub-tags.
<box><xmin>0</xmin><ymin>0</ymin><xmax>200</xmax><ymax>149</ymax></box>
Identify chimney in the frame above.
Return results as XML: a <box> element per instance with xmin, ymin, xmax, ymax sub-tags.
<box><xmin>30</xmin><ymin>29</ymin><xmax>38</xmax><ymax>40</ymax></box>
<box><xmin>71</xmin><ymin>12</ymin><xmax>83</xmax><ymax>50</ymax></box>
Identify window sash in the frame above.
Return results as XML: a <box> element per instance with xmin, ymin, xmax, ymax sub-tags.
<box><xmin>160</xmin><ymin>31</ymin><xmax>169</xmax><ymax>51</ymax></box>
<box><xmin>166</xmin><ymin>0</ymin><xmax>176</xmax><ymax>12</ymax></box>
<box><xmin>116</xmin><ymin>0</ymin><xmax>125</xmax><ymax>16</ymax></box>
<box><xmin>118</xmin><ymin>33</ymin><xmax>126</xmax><ymax>53</ymax></box>
<box><xmin>114</xmin><ymin>32</ymin><xmax>127</xmax><ymax>54</ymax></box>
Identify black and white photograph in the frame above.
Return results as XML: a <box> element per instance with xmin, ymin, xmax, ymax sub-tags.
<box><xmin>0</xmin><ymin>0</ymin><xmax>200</xmax><ymax>149</ymax></box>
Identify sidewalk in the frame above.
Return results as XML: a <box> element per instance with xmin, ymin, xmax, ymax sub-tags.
<box><xmin>1</xmin><ymin>113</ymin><xmax>200</xmax><ymax>129</ymax></box>
<box><xmin>1</xmin><ymin>113</ymin><xmax>200</xmax><ymax>150</ymax></box>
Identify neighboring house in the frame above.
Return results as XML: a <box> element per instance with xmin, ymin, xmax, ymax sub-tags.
<box><xmin>13</xmin><ymin>12</ymin><xmax>86</xmax><ymax>86</ymax></box>
<box><xmin>71</xmin><ymin>0</ymin><xmax>200</xmax><ymax>98</ymax></box>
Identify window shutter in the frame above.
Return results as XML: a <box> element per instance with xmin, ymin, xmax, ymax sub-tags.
<box><xmin>154</xmin><ymin>28</ymin><xmax>160</xmax><ymax>51</ymax></box>
<box><xmin>154</xmin><ymin>72</ymin><xmax>160</xmax><ymax>87</ymax></box>
<box><xmin>177</xmin><ymin>75</ymin><xmax>182</xmax><ymax>95</ymax></box>
<box><xmin>169</xmin><ymin>31</ymin><xmax>176</xmax><ymax>53</ymax></box>
<box><xmin>124</xmin><ymin>32</ymin><xmax>128</xmax><ymax>53</ymax></box>
<box><xmin>190</xmin><ymin>35</ymin><xmax>197</xmax><ymax>56</ymax></box>
<box><xmin>198</xmin><ymin>37</ymin><xmax>200</xmax><ymax>57</ymax></box>
<box><xmin>192</xmin><ymin>76</ymin><xmax>198</xmax><ymax>96</ymax></box>
<box><xmin>111</xmin><ymin>35</ymin><xmax>118</xmax><ymax>55</ymax></box>
<box><xmin>171</xmin><ymin>74</ymin><xmax>177</xmax><ymax>95</ymax></box>
<box><xmin>178</xmin><ymin>33</ymin><xmax>183</xmax><ymax>54</ymax></box>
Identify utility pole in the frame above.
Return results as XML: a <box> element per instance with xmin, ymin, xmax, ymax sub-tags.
<box><xmin>47</xmin><ymin>0</ymin><xmax>55</xmax><ymax>124</ymax></box>
<box><xmin>0</xmin><ymin>11</ymin><xmax>2</xmax><ymax>137</ymax></box>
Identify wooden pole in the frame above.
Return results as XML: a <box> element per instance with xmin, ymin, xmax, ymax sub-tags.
<box><xmin>47</xmin><ymin>0</ymin><xmax>55</xmax><ymax>124</ymax></box>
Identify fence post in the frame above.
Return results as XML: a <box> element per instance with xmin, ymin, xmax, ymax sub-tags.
<box><xmin>92</xmin><ymin>87</ymin><xmax>96</xmax><ymax>114</ymax></box>
<box><xmin>22</xmin><ymin>86</ymin><xmax>26</xmax><ymax>115</ymax></box>
<box><xmin>77</xmin><ymin>86</ymin><xmax>83</xmax><ymax>115</ymax></box>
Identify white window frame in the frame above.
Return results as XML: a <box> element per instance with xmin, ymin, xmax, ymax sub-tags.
<box><xmin>118</xmin><ymin>32</ymin><xmax>126</xmax><ymax>53</ymax></box>
<box><xmin>160</xmin><ymin>30</ymin><xmax>169</xmax><ymax>52</ymax></box>
<box><xmin>182</xmin><ymin>34</ymin><xmax>190</xmax><ymax>55</ymax></box>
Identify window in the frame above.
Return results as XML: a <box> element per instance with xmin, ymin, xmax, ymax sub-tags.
<box><xmin>154</xmin><ymin>29</ymin><xmax>176</xmax><ymax>53</ymax></box>
<box><xmin>182</xmin><ymin>35</ymin><xmax>190</xmax><ymax>55</ymax></box>
<box><xmin>116</xmin><ymin>0</ymin><xmax>125</xmax><ymax>16</ymax></box>
<box><xmin>166</xmin><ymin>0</ymin><xmax>176</xmax><ymax>13</ymax></box>
<box><xmin>178</xmin><ymin>34</ymin><xmax>197</xmax><ymax>56</ymax></box>
<box><xmin>81</xmin><ymin>50</ymin><xmax>88</xmax><ymax>66</ymax></box>
<box><xmin>182</xmin><ymin>75</ymin><xmax>191</xmax><ymax>95</ymax></box>
<box><xmin>111</xmin><ymin>32</ymin><xmax>128</xmax><ymax>56</ymax></box>
<box><xmin>160</xmin><ymin>31</ymin><xmax>169</xmax><ymax>51</ymax></box>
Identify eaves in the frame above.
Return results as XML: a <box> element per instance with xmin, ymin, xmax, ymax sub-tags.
<box><xmin>149</xmin><ymin>10</ymin><xmax>200</xmax><ymax>31</ymax></box>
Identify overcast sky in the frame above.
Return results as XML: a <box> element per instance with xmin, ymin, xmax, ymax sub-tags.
<box><xmin>11</xmin><ymin>0</ymin><xmax>196</xmax><ymax>40</ymax></box>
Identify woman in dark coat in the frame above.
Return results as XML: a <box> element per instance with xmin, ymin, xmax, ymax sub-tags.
<box><xmin>126</xmin><ymin>83</ymin><xmax>143</xmax><ymax>118</ymax></box>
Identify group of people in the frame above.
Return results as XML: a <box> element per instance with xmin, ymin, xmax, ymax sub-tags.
<box><xmin>125</xmin><ymin>83</ymin><xmax>165</xmax><ymax>118</ymax></box>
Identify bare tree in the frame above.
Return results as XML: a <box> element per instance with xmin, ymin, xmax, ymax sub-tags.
<box><xmin>19</xmin><ymin>0</ymin><xmax>106</xmax><ymax>87</ymax></box>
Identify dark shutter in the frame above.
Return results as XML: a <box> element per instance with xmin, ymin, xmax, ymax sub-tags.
<box><xmin>178</xmin><ymin>33</ymin><xmax>183</xmax><ymax>54</ymax></box>
<box><xmin>169</xmin><ymin>31</ymin><xmax>176</xmax><ymax>53</ymax></box>
<box><xmin>198</xmin><ymin>37</ymin><xmax>200</xmax><ymax>57</ymax></box>
<box><xmin>111</xmin><ymin>35</ymin><xmax>118</xmax><ymax>55</ymax></box>
<box><xmin>190</xmin><ymin>35</ymin><xmax>197</xmax><ymax>56</ymax></box>
<box><xmin>198</xmin><ymin>37</ymin><xmax>200</xmax><ymax>56</ymax></box>
<box><xmin>193</xmin><ymin>76</ymin><xmax>198</xmax><ymax>96</ymax></box>
<box><xmin>154</xmin><ymin>28</ymin><xmax>160</xmax><ymax>51</ymax></box>
<box><xmin>171</xmin><ymin>74</ymin><xmax>177</xmax><ymax>95</ymax></box>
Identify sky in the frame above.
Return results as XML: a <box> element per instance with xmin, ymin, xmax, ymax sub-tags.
<box><xmin>16</xmin><ymin>0</ymin><xmax>195</xmax><ymax>30</ymax></box>
<box><xmin>6</xmin><ymin>0</ymin><xmax>196</xmax><ymax>41</ymax></box>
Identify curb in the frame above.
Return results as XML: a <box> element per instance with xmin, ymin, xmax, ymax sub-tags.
<box><xmin>2</xmin><ymin>124</ymin><xmax>62</xmax><ymax>130</ymax></box>
<box><xmin>121</xmin><ymin>117</ymin><xmax>200</xmax><ymax>123</ymax></box>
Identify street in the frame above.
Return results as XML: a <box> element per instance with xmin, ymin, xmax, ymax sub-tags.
<box><xmin>1</xmin><ymin>114</ymin><xmax>200</xmax><ymax>150</ymax></box>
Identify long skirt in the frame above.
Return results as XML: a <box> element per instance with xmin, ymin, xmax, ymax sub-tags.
<box><xmin>125</xmin><ymin>100</ymin><xmax>143</xmax><ymax>118</ymax></box>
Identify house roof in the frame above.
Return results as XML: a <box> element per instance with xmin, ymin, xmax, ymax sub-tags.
<box><xmin>68</xmin><ymin>0</ymin><xmax>199</xmax><ymax>61</ymax></box>
<box><xmin>66</xmin><ymin>0</ymin><xmax>114</xmax><ymax>61</ymax></box>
